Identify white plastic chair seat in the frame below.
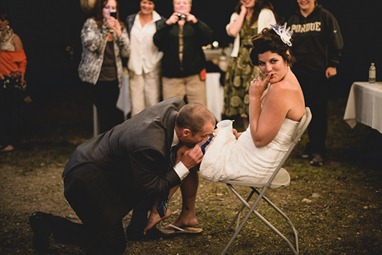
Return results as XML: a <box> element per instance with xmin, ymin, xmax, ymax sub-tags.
<box><xmin>223</xmin><ymin>167</ymin><xmax>290</xmax><ymax>188</ymax></box>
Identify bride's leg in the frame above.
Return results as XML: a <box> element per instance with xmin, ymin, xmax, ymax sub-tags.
<box><xmin>172</xmin><ymin>170</ymin><xmax>199</xmax><ymax>227</ymax></box>
<box><xmin>146</xmin><ymin>144</ymin><xmax>208</xmax><ymax>232</ymax></box>
<box><xmin>144</xmin><ymin>206</ymin><xmax>170</xmax><ymax>234</ymax></box>
<box><xmin>144</xmin><ymin>185</ymin><xmax>180</xmax><ymax>233</ymax></box>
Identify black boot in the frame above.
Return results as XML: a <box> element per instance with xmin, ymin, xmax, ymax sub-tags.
<box><xmin>126</xmin><ymin>211</ymin><xmax>148</xmax><ymax>240</ymax></box>
<box><xmin>29</xmin><ymin>211</ymin><xmax>53</xmax><ymax>251</ymax></box>
<box><xmin>126</xmin><ymin>200</ymin><xmax>151</xmax><ymax>240</ymax></box>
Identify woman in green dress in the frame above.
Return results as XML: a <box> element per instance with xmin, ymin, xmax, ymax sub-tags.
<box><xmin>224</xmin><ymin>0</ymin><xmax>276</xmax><ymax>130</ymax></box>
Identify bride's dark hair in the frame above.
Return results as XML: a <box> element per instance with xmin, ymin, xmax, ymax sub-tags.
<box><xmin>250</xmin><ymin>27</ymin><xmax>294</xmax><ymax>67</ymax></box>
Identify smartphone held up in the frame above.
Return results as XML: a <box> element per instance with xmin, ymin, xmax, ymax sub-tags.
<box><xmin>110</xmin><ymin>12</ymin><xmax>117</xmax><ymax>18</ymax></box>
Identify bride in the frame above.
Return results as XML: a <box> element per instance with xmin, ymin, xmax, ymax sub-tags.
<box><xmin>200</xmin><ymin>24</ymin><xmax>305</xmax><ymax>183</ymax></box>
<box><xmin>145</xmin><ymin>24</ymin><xmax>306</xmax><ymax>233</ymax></box>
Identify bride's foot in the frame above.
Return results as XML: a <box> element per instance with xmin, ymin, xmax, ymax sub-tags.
<box><xmin>171</xmin><ymin>214</ymin><xmax>199</xmax><ymax>228</ymax></box>
<box><xmin>144</xmin><ymin>208</ymin><xmax>172</xmax><ymax>234</ymax></box>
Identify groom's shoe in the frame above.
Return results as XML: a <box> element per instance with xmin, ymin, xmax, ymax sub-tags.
<box><xmin>126</xmin><ymin>221</ymin><xmax>146</xmax><ymax>241</ymax></box>
<box><xmin>126</xmin><ymin>201</ymin><xmax>150</xmax><ymax>240</ymax></box>
<box><xmin>29</xmin><ymin>211</ymin><xmax>53</xmax><ymax>251</ymax></box>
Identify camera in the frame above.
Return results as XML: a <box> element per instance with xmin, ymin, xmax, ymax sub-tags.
<box><xmin>177</xmin><ymin>13</ymin><xmax>186</xmax><ymax>21</ymax></box>
<box><xmin>110</xmin><ymin>12</ymin><xmax>117</xmax><ymax>18</ymax></box>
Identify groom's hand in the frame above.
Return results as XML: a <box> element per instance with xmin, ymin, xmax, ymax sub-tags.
<box><xmin>180</xmin><ymin>146</ymin><xmax>204</xmax><ymax>170</ymax></box>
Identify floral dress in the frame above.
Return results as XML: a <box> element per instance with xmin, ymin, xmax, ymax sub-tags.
<box><xmin>223</xmin><ymin>19</ymin><xmax>260</xmax><ymax>118</ymax></box>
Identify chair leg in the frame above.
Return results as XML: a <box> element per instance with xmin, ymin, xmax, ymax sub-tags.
<box><xmin>221</xmin><ymin>195</ymin><xmax>259</xmax><ymax>255</ymax></box>
<box><xmin>253</xmin><ymin>189</ymin><xmax>299</xmax><ymax>254</ymax></box>
<box><xmin>222</xmin><ymin>185</ymin><xmax>266</xmax><ymax>255</ymax></box>
<box><xmin>226</xmin><ymin>184</ymin><xmax>256</xmax><ymax>231</ymax></box>
<box><xmin>222</xmin><ymin>185</ymin><xmax>299</xmax><ymax>255</ymax></box>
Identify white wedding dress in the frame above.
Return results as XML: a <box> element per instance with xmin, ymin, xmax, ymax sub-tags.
<box><xmin>200</xmin><ymin>118</ymin><xmax>299</xmax><ymax>183</ymax></box>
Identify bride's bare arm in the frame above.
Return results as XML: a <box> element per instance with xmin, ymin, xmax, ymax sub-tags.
<box><xmin>233</xmin><ymin>128</ymin><xmax>242</xmax><ymax>139</ymax></box>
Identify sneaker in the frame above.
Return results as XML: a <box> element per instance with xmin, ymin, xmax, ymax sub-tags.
<box><xmin>29</xmin><ymin>211</ymin><xmax>53</xmax><ymax>251</ymax></box>
<box><xmin>310</xmin><ymin>153</ymin><xmax>324</xmax><ymax>166</ymax></box>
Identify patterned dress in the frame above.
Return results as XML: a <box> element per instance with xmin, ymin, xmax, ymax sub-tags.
<box><xmin>223</xmin><ymin>19</ymin><xmax>260</xmax><ymax>118</ymax></box>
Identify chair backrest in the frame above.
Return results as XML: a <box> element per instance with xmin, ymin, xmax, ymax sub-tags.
<box><xmin>263</xmin><ymin>107</ymin><xmax>312</xmax><ymax>188</ymax></box>
<box><xmin>291</xmin><ymin>107</ymin><xmax>312</xmax><ymax>144</ymax></box>
<box><xmin>223</xmin><ymin>107</ymin><xmax>312</xmax><ymax>188</ymax></box>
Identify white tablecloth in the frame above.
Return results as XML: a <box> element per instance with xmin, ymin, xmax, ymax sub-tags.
<box><xmin>343</xmin><ymin>81</ymin><xmax>382</xmax><ymax>133</ymax></box>
<box><xmin>206</xmin><ymin>72</ymin><xmax>224</xmax><ymax>121</ymax></box>
<box><xmin>116</xmin><ymin>74</ymin><xmax>131</xmax><ymax>117</ymax></box>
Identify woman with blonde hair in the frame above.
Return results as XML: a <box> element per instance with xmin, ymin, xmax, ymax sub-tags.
<box><xmin>126</xmin><ymin>0</ymin><xmax>166</xmax><ymax>116</ymax></box>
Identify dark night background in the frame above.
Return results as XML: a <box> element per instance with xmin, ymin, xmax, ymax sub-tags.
<box><xmin>1</xmin><ymin>0</ymin><xmax>381</xmax><ymax>101</ymax></box>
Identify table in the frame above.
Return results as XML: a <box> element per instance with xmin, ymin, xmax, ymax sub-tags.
<box><xmin>116</xmin><ymin>74</ymin><xmax>131</xmax><ymax>117</ymax></box>
<box><xmin>203</xmin><ymin>47</ymin><xmax>232</xmax><ymax>62</ymax></box>
<box><xmin>343</xmin><ymin>81</ymin><xmax>382</xmax><ymax>133</ymax></box>
<box><xmin>206</xmin><ymin>73</ymin><xmax>224</xmax><ymax>121</ymax></box>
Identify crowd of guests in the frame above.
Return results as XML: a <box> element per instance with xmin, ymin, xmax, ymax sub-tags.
<box><xmin>75</xmin><ymin>0</ymin><xmax>343</xmax><ymax>167</ymax></box>
<box><xmin>1</xmin><ymin>0</ymin><xmax>343</xmax><ymax>167</ymax></box>
<box><xmin>1</xmin><ymin>0</ymin><xmax>344</xmax><ymax>254</ymax></box>
<box><xmin>78</xmin><ymin>0</ymin><xmax>214</xmax><ymax>133</ymax></box>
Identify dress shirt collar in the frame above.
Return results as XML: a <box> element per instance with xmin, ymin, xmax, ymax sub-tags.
<box><xmin>172</xmin><ymin>129</ymin><xmax>180</xmax><ymax>147</ymax></box>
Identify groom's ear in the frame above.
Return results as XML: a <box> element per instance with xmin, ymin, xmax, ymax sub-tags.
<box><xmin>176</xmin><ymin>128</ymin><xmax>192</xmax><ymax>141</ymax></box>
<box><xmin>181</xmin><ymin>128</ymin><xmax>192</xmax><ymax>137</ymax></box>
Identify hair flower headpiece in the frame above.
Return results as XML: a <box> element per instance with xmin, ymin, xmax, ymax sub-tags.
<box><xmin>270</xmin><ymin>23</ymin><xmax>292</xmax><ymax>46</ymax></box>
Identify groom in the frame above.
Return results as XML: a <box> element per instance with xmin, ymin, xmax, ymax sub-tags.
<box><xmin>29</xmin><ymin>97</ymin><xmax>216</xmax><ymax>255</ymax></box>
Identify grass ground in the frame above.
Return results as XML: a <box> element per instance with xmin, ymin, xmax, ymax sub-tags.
<box><xmin>0</xmin><ymin>87</ymin><xmax>381</xmax><ymax>255</ymax></box>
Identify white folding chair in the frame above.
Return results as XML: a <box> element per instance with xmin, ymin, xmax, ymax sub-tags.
<box><xmin>220</xmin><ymin>107</ymin><xmax>312</xmax><ymax>255</ymax></box>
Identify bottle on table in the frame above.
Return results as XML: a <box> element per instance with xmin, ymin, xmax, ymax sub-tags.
<box><xmin>368</xmin><ymin>62</ymin><xmax>376</xmax><ymax>83</ymax></box>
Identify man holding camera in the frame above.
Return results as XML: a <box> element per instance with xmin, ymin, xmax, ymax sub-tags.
<box><xmin>153</xmin><ymin>0</ymin><xmax>213</xmax><ymax>106</ymax></box>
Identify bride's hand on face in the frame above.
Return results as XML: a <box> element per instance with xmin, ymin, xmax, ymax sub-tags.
<box><xmin>249</xmin><ymin>73</ymin><xmax>271</xmax><ymax>99</ymax></box>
